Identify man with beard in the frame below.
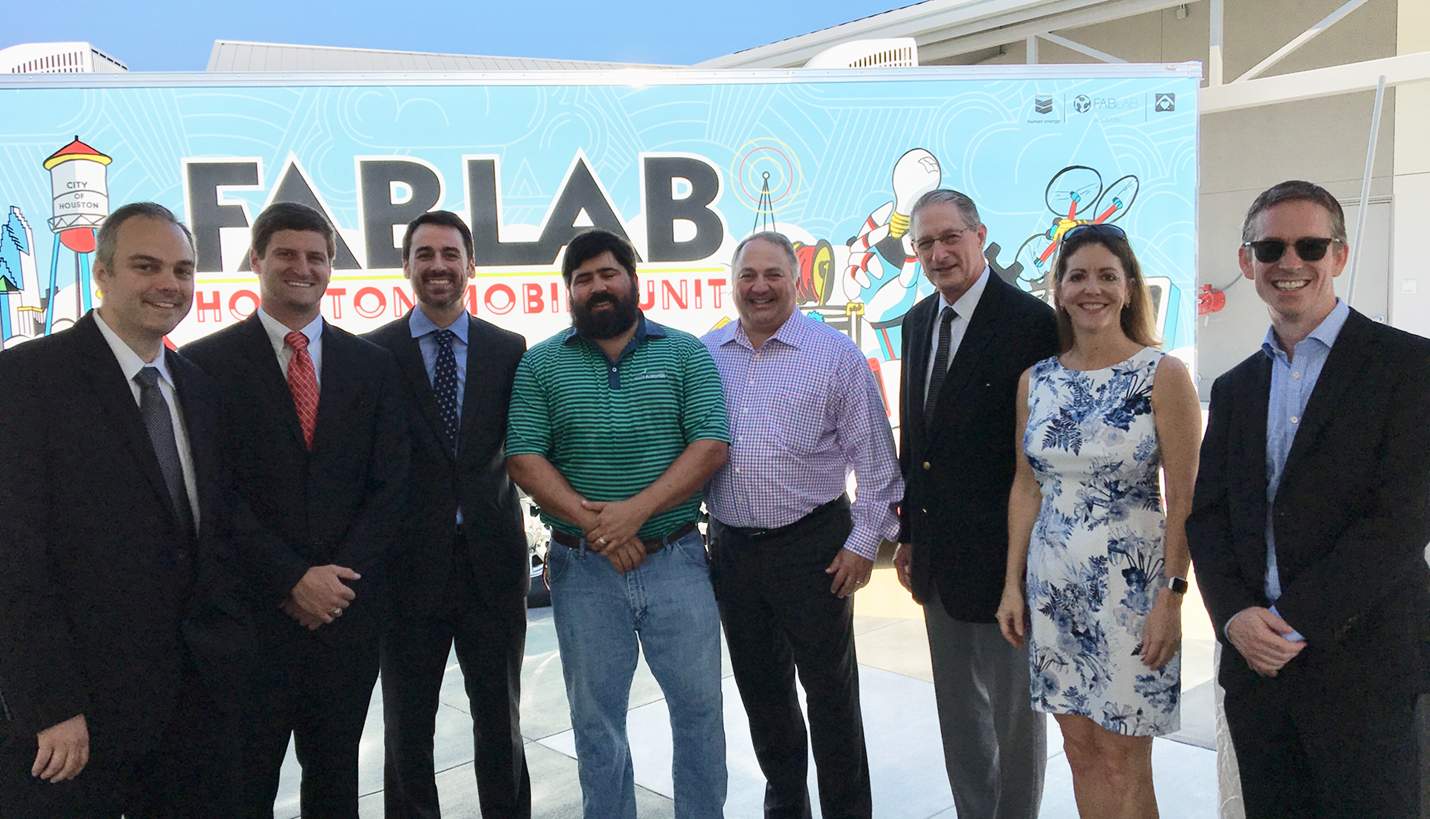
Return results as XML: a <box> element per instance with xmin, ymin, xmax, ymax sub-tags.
<box><xmin>506</xmin><ymin>228</ymin><xmax>730</xmax><ymax>819</ymax></box>
<box><xmin>365</xmin><ymin>211</ymin><xmax>531</xmax><ymax>818</ymax></box>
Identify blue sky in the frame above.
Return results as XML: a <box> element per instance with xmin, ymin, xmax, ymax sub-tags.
<box><xmin>3</xmin><ymin>1</ymin><xmax>913</xmax><ymax>71</ymax></box>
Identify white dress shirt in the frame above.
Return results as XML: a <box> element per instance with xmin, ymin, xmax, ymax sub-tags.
<box><xmin>924</xmin><ymin>265</ymin><xmax>991</xmax><ymax>404</ymax></box>
<box><xmin>257</xmin><ymin>308</ymin><xmax>324</xmax><ymax>385</ymax></box>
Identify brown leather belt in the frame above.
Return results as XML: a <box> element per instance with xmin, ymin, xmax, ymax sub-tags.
<box><xmin>549</xmin><ymin>521</ymin><xmax>699</xmax><ymax>555</ymax></box>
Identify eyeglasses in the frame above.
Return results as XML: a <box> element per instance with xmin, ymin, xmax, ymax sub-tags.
<box><xmin>1242</xmin><ymin>237</ymin><xmax>1342</xmax><ymax>264</ymax></box>
<box><xmin>913</xmin><ymin>231</ymin><xmax>966</xmax><ymax>254</ymax></box>
<box><xmin>1060</xmin><ymin>223</ymin><xmax>1127</xmax><ymax>244</ymax></box>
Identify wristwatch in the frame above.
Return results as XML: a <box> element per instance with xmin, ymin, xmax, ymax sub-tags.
<box><xmin>1164</xmin><ymin>576</ymin><xmax>1189</xmax><ymax>595</ymax></box>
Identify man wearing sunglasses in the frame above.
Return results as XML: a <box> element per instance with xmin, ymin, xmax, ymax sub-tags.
<box><xmin>1188</xmin><ymin>180</ymin><xmax>1430</xmax><ymax>818</ymax></box>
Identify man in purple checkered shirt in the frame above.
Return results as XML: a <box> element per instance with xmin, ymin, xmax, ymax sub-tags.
<box><xmin>701</xmin><ymin>231</ymin><xmax>903</xmax><ymax>819</ymax></box>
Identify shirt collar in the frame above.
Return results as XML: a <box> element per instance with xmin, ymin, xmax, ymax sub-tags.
<box><xmin>408</xmin><ymin>308</ymin><xmax>469</xmax><ymax>344</ymax></box>
<box><xmin>938</xmin><ymin>265</ymin><xmax>991</xmax><ymax>319</ymax></box>
<box><xmin>257</xmin><ymin>307</ymin><xmax>323</xmax><ymax>356</ymax></box>
<box><xmin>1261</xmin><ymin>298</ymin><xmax>1351</xmax><ymax>359</ymax></box>
<box><xmin>722</xmin><ymin>308</ymin><xmax>809</xmax><ymax>351</ymax></box>
<box><xmin>562</xmin><ymin>311</ymin><xmax>665</xmax><ymax>346</ymax></box>
<box><xmin>93</xmin><ymin>309</ymin><xmax>173</xmax><ymax>386</ymax></box>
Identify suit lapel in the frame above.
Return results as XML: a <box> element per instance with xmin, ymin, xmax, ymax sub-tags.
<box><xmin>393</xmin><ymin>314</ymin><xmax>455</xmax><ymax>460</ymax></box>
<box><xmin>311</xmin><ymin>322</ymin><xmax>351</xmax><ymax>454</ymax></box>
<box><xmin>458</xmin><ymin>315</ymin><xmax>495</xmax><ymax>457</ymax></box>
<box><xmin>1243</xmin><ymin>355</ymin><xmax>1272</xmax><ymax>528</ymax></box>
<box><xmin>1282</xmin><ymin>311</ymin><xmax>1373</xmax><ymax>480</ymax></box>
<box><xmin>239</xmin><ymin>314</ymin><xmax>308</xmax><ymax>452</ymax></box>
<box><xmin>71</xmin><ymin>313</ymin><xmax>181</xmax><ymax>526</ymax></box>
<box><xmin>904</xmin><ymin>296</ymin><xmax>936</xmax><ymax>446</ymax></box>
<box><xmin>170</xmin><ymin>356</ymin><xmax>212</xmax><ymax>538</ymax></box>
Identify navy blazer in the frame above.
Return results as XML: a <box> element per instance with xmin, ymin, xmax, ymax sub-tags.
<box><xmin>365</xmin><ymin>311</ymin><xmax>529</xmax><ymax>616</ymax></box>
<box><xmin>899</xmin><ymin>273</ymin><xmax>1059</xmax><ymax>623</ymax></box>
<box><xmin>1187</xmin><ymin>309</ymin><xmax>1430</xmax><ymax>695</ymax></box>
<box><xmin>182</xmin><ymin>312</ymin><xmax>408</xmax><ymax>645</ymax></box>
<box><xmin>0</xmin><ymin>313</ymin><xmax>251</xmax><ymax>748</ymax></box>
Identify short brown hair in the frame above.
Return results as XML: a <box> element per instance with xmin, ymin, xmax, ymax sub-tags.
<box><xmin>1241</xmin><ymin>180</ymin><xmax>1347</xmax><ymax>243</ymax></box>
<box><xmin>1051</xmin><ymin>228</ymin><xmax>1159</xmax><ymax>353</ymax></box>
<box><xmin>250</xmin><ymin>202</ymin><xmax>336</xmax><ymax>260</ymax></box>
<box><xmin>96</xmin><ymin>202</ymin><xmax>195</xmax><ymax>267</ymax></box>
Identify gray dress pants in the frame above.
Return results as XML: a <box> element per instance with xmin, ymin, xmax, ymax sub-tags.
<box><xmin>924</xmin><ymin>591</ymin><xmax>1046</xmax><ymax>819</ymax></box>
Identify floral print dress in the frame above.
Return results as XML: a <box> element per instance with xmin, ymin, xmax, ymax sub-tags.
<box><xmin>1022</xmin><ymin>347</ymin><xmax>1179</xmax><ymax>736</ymax></box>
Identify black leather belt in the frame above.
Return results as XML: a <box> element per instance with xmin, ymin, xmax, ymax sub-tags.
<box><xmin>724</xmin><ymin>495</ymin><xmax>847</xmax><ymax>541</ymax></box>
<box><xmin>550</xmin><ymin>521</ymin><xmax>699</xmax><ymax>555</ymax></box>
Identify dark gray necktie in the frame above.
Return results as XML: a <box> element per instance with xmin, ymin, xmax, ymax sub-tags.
<box><xmin>134</xmin><ymin>367</ymin><xmax>194</xmax><ymax>538</ymax></box>
<box><xmin>433</xmin><ymin>328</ymin><xmax>460</xmax><ymax>454</ymax></box>
<box><xmin>923</xmin><ymin>306</ymin><xmax>957</xmax><ymax>429</ymax></box>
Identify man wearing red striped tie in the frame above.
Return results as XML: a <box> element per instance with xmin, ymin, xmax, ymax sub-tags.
<box><xmin>182</xmin><ymin>201</ymin><xmax>409</xmax><ymax>819</ymax></box>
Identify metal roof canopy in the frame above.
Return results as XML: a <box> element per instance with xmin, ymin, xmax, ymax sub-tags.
<box><xmin>206</xmin><ymin>40</ymin><xmax>676</xmax><ymax>73</ymax></box>
<box><xmin>0</xmin><ymin>62</ymin><xmax>1201</xmax><ymax>90</ymax></box>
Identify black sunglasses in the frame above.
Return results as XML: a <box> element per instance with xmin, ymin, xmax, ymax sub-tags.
<box><xmin>1061</xmin><ymin>223</ymin><xmax>1127</xmax><ymax>244</ymax></box>
<box><xmin>1242</xmin><ymin>237</ymin><xmax>1342</xmax><ymax>264</ymax></box>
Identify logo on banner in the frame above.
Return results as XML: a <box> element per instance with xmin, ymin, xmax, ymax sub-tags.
<box><xmin>1073</xmin><ymin>95</ymin><xmax>1092</xmax><ymax>114</ymax></box>
<box><xmin>1155</xmin><ymin>93</ymin><xmax>1176</xmax><ymax>112</ymax></box>
<box><xmin>1027</xmin><ymin>94</ymin><xmax>1063</xmax><ymax>123</ymax></box>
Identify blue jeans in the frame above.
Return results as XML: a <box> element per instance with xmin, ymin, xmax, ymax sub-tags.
<box><xmin>548</xmin><ymin>528</ymin><xmax>727</xmax><ymax>819</ymax></box>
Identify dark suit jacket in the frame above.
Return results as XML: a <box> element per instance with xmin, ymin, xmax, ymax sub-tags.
<box><xmin>0</xmin><ymin>313</ymin><xmax>251</xmax><ymax>750</ymax></box>
<box><xmin>181</xmin><ymin>313</ymin><xmax>408</xmax><ymax>645</ymax></box>
<box><xmin>365</xmin><ymin>311</ymin><xmax>529</xmax><ymax>616</ymax></box>
<box><xmin>900</xmin><ymin>273</ymin><xmax>1059</xmax><ymax>623</ymax></box>
<box><xmin>1187</xmin><ymin>309</ymin><xmax>1430</xmax><ymax>696</ymax></box>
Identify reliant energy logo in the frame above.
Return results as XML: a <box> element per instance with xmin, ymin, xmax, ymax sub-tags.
<box><xmin>1027</xmin><ymin>94</ymin><xmax>1064</xmax><ymax>123</ymax></box>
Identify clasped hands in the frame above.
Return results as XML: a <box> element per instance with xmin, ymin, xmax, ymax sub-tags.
<box><xmin>1227</xmin><ymin>606</ymin><xmax>1305</xmax><ymax>677</ymax></box>
<box><xmin>579</xmin><ymin>498</ymin><xmax>655</xmax><ymax>574</ymax></box>
<box><xmin>282</xmin><ymin>564</ymin><xmax>360</xmax><ymax>630</ymax></box>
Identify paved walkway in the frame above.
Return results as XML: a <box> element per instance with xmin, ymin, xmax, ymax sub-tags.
<box><xmin>273</xmin><ymin>567</ymin><xmax>1222</xmax><ymax>818</ymax></box>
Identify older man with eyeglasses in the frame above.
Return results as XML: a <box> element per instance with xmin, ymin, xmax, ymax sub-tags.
<box><xmin>892</xmin><ymin>189</ymin><xmax>1059</xmax><ymax>819</ymax></box>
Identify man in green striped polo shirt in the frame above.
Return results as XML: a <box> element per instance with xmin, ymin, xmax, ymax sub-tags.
<box><xmin>506</xmin><ymin>228</ymin><xmax>730</xmax><ymax>819</ymax></box>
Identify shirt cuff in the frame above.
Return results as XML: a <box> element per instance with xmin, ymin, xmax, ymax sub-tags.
<box><xmin>843</xmin><ymin>529</ymin><xmax>882</xmax><ymax>561</ymax></box>
<box><xmin>1268</xmin><ymin>605</ymin><xmax>1306</xmax><ymax>643</ymax></box>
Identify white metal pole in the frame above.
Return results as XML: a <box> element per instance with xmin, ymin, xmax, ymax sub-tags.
<box><xmin>1347</xmin><ymin>74</ymin><xmax>1387</xmax><ymax>306</ymax></box>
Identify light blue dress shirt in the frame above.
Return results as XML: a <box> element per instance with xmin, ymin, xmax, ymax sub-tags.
<box><xmin>1260</xmin><ymin>298</ymin><xmax>1351</xmax><ymax>643</ymax></box>
<box><xmin>409</xmin><ymin>308</ymin><xmax>469</xmax><ymax>524</ymax></box>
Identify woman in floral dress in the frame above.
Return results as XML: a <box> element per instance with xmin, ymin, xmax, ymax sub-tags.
<box><xmin>995</xmin><ymin>224</ymin><xmax>1202</xmax><ymax>818</ymax></box>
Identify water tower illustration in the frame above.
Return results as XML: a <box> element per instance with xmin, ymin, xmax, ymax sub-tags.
<box><xmin>42</xmin><ymin>136</ymin><xmax>111</xmax><ymax>334</ymax></box>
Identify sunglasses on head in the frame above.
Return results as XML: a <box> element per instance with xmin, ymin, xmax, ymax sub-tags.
<box><xmin>1242</xmin><ymin>237</ymin><xmax>1342</xmax><ymax>264</ymax></box>
<box><xmin>1060</xmin><ymin>223</ymin><xmax>1127</xmax><ymax>244</ymax></box>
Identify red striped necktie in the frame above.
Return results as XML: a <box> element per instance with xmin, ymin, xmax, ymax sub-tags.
<box><xmin>285</xmin><ymin>330</ymin><xmax>319</xmax><ymax>449</ymax></box>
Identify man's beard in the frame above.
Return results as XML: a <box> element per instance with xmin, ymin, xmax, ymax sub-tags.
<box><xmin>571</xmin><ymin>283</ymin><xmax>640</xmax><ymax>340</ymax></box>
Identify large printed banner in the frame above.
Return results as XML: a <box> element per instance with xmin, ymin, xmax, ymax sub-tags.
<box><xmin>0</xmin><ymin>67</ymin><xmax>1199</xmax><ymax>414</ymax></box>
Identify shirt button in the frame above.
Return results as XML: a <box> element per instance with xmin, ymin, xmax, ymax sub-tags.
<box><xmin>1290</xmin><ymin>416</ymin><xmax>1299</xmax><ymax>424</ymax></box>
<box><xmin>1292</xmin><ymin>372</ymin><xmax>1301</xmax><ymax>379</ymax></box>
<box><xmin>734</xmin><ymin>467</ymin><xmax>741</xmax><ymax>473</ymax></box>
<box><xmin>742</xmin><ymin>408</ymin><xmax>748</xmax><ymax>414</ymax></box>
<box><xmin>922</xmin><ymin>461</ymin><xmax>931</xmax><ymax>470</ymax></box>
<box><xmin>610</xmin><ymin>367</ymin><xmax>618</xmax><ymax>372</ymax></box>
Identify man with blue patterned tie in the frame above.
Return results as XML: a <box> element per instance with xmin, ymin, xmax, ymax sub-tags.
<box><xmin>366</xmin><ymin>211</ymin><xmax>532</xmax><ymax>819</ymax></box>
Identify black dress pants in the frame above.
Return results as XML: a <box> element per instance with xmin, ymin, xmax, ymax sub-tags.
<box><xmin>380</xmin><ymin>537</ymin><xmax>530</xmax><ymax>819</ymax></box>
<box><xmin>0</xmin><ymin>673</ymin><xmax>240</xmax><ymax>819</ymax></box>
<box><xmin>241</xmin><ymin>618</ymin><xmax>381</xmax><ymax>819</ymax></box>
<box><xmin>709</xmin><ymin>501</ymin><xmax>872</xmax><ymax>819</ymax></box>
<box><xmin>1225</xmin><ymin>670</ymin><xmax>1419</xmax><ymax>819</ymax></box>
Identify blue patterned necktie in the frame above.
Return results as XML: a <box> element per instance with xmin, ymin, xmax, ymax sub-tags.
<box><xmin>134</xmin><ymin>367</ymin><xmax>195</xmax><ymax>538</ymax></box>
<box><xmin>433</xmin><ymin>328</ymin><xmax>460</xmax><ymax>454</ymax></box>
<box><xmin>923</xmin><ymin>306</ymin><xmax>957</xmax><ymax>429</ymax></box>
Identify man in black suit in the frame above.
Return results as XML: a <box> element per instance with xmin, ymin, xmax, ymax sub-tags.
<box><xmin>892</xmin><ymin>189</ymin><xmax>1058</xmax><ymax>819</ymax></box>
<box><xmin>1187</xmin><ymin>180</ymin><xmax>1430</xmax><ymax>819</ymax></box>
<box><xmin>0</xmin><ymin>202</ymin><xmax>251</xmax><ymax>817</ymax></box>
<box><xmin>366</xmin><ymin>211</ymin><xmax>531</xmax><ymax>818</ymax></box>
<box><xmin>182</xmin><ymin>201</ymin><xmax>408</xmax><ymax>819</ymax></box>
